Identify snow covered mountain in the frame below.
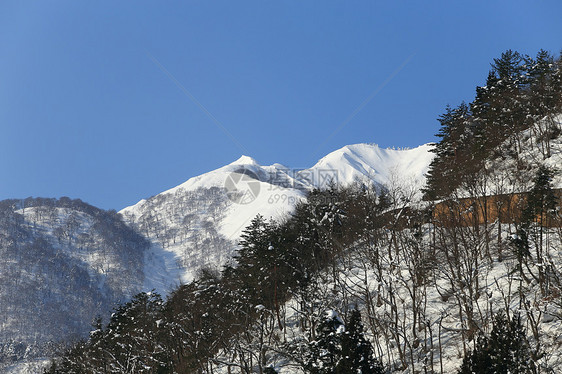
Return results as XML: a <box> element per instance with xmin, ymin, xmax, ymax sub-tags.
<box><xmin>0</xmin><ymin>197</ymin><xmax>148</xmax><ymax>370</ymax></box>
<box><xmin>308</xmin><ymin>143</ymin><xmax>433</xmax><ymax>190</ymax></box>
<box><xmin>119</xmin><ymin>143</ymin><xmax>434</xmax><ymax>292</ymax></box>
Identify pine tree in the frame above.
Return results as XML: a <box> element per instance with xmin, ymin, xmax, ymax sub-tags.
<box><xmin>524</xmin><ymin>165</ymin><xmax>557</xmax><ymax>224</ymax></box>
<box><xmin>473</xmin><ymin>50</ymin><xmax>530</xmax><ymax>158</ymax></box>
<box><xmin>424</xmin><ymin>103</ymin><xmax>474</xmax><ymax>199</ymax></box>
<box><xmin>303</xmin><ymin>309</ymin><xmax>385</xmax><ymax>374</ymax></box>
<box><xmin>336</xmin><ymin>309</ymin><xmax>384</xmax><ymax>374</ymax></box>
<box><xmin>234</xmin><ymin>214</ymin><xmax>278</xmax><ymax>307</ymax></box>
<box><xmin>527</xmin><ymin>50</ymin><xmax>561</xmax><ymax>157</ymax></box>
<box><xmin>523</xmin><ymin>165</ymin><xmax>558</xmax><ymax>293</ymax></box>
<box><xmin>459</xmin><ymin>312</ymin><xmax>536</xmax><ymax>374</ymax></box>
<box><xmin>305</xmin><ymin>310</ymin><xmax>345</xmax><ymax>374</ymax></box>
<box><xmin>491</xmin><ymin>49</ymin><xmax>525</xmax><ymax>84</ymax></box>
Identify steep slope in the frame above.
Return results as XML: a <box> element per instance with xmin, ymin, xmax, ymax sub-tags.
<box><xmin>306</xmin><ymin>143</ymin><xmax>434</xmax><ymax>194</ymax></box>
<box><xmin>119</xmin><ymin>143</ymin><xmax>434</xmax><ymax>292</ymax></box>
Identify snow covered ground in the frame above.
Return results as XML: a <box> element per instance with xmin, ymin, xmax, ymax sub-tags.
<box><xmin>209</xmin><ymin>216</ymin><xmax>562</xmax><ymax>373</ymax></box>
<box><xmin>4</xmin><ymin>359</ymin><xmax>50</xmax><ymax>374</ymax></box>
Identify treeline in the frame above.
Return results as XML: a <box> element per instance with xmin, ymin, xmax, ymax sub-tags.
<box><xmin>425</xmin><ymin>49</ymin><xmax>562</xmax><ymax>199</ymax></box>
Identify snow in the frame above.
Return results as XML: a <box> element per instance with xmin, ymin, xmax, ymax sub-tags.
<box><xmin>3</xmin><ymin>358</ymin><xmax>49</xmax><ymax>374</ymax></box>
<box><xmin>211</xmin><ymin>219</ymin><xmax>562</xmax><ymax>373</ymax></box>
<box><xmin>12</xmin><ymin>206</ymin><xmax>141</xmax><ymax>295</ymax></box>
<box><xmin>232</xmin><ymin>155</ymin><xmax>259</xmax><ymax>165</ymax></box>
<box><xmin>205</xmin><ymin>124</ymin><xmax>562</xmax><ymax>373</ymax></box>
<box><xmin>9</xmin><ymin>114</ymin><xmax>562</xmax><ymax>372</ymax></box>
<box><xmin>308</xmin><ymin>143</ymin><xmax>434</xmax><ymax>193</ymax></box>
<box><xmin>454</xmin><ymin>114</ymin><xmax>562</xmax><ymax>198</ymax></box>
<box><xmin>119</xmin><ymin>143</ymin><xmax>435</xmax><ymax>293</ymax></box>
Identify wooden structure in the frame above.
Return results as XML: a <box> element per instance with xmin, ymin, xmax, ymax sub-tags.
<box><xmin>431</xmin><ymin>189</ymin><xmax>562</xmax><ymax>228</ymax></box>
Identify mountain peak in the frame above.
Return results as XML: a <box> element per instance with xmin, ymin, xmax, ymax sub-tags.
<box><xmin>231</xmin><ymin>155</ymin><xmax>259</xmax><ymax>166</ymax></box>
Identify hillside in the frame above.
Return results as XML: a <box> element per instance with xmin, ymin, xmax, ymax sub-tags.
<box><xmin>0</xmin><ymin>198</ymin><xmax>148</xmax><ymax>370</ymax></box>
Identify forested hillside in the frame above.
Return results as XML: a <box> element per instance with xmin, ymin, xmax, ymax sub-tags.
<box><xmin>44</xmin><ymin>50</ymin><xmax>562</xmax><ymax>373</ymax></box>
<box><xmin>425</xmin><ymin>49</ymin><xmax>562</xmax><ymax>199</ymax></box>
<box><xmin>0</xmin><ymin>198</ymin><xmax>148</xmax><ymax>371</ymax></box>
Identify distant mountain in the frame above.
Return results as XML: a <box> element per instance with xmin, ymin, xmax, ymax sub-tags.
<box><xmin>309</xmin><ymin>143</ymin><xmax>433</xmax><ymax>193</ymax></box>
<box><xmin>119</xmin><ymin>143</ymin><xmax>434</xmax><ymax>292</ymax></box>
<box><xmin>0</xmin><ymin>197</ymin><xmax>148</xmax><ymax>368</ymax></box>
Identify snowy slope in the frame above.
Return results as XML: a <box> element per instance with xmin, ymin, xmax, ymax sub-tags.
<box><xmin>306</xmin><ymin>143</ymin><xmax>434</xmax><ymax>194</ymax></box>
<box><xmin>122</xmin><ymin>155</ymin><xmax>305</xmax><ymax>240</ymax></box>
<box><xmin>119</xmin><ymin>143</ymin><xmax>434</xmax><ymax>293</ymax></box>
<box><xmin>119</xmin><ymin>157</ymin><xmax>307</xmax><ymax>291</ymax></box>
<box><xmin>455</xmin><ymin>114</ymin><xmax>562</xmax><ymax>198</ymax></box>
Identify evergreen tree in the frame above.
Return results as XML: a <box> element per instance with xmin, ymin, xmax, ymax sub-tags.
<box><xmin>523</xmin><ymin>165</ymin><xmax>558</xmax><ymax>293</ymax></box>
<box><xmin>524</xmin><ymin>165</ymin><xmax>557</xmax><ymax>224</ymax></box>
<box><xmin>336</xmin><ymin>309</ymin><xmax>385</xmax><ymax>374</ymax></box>
<box><xmin>515</xmin><ymin>165</ymin><xmax>558</xmax><ymax>265</ymax></box>
<box><xmin>491</xmin><ymin>49</ymin><xmax>524</xmax><ymax>83</ymax></box>
<box><xmin>527</xmin><ymin>50</ymin><xmax>562</xmax><ymax>157</ymax></box>
<box><xmin>424</xmin><ymin>103</ymin><xmax>474</xmax><ymax>199</ymax></box>
<box><xmin>303</xmin><ymin>309</ymin><xmax>385</xmax><ymax>374</ymax></box>
<box><xmin>459</xmin><ymin>312</ymin><xmax>536</xmax><ymax>374</ymax></box>
<box><xmin>472</xmin><ymin>50</ymin><xmax>530</xmax><ymax>158</ymax></box>
<box><xmin>234</xmin><ymin>214</ymin><xmax>278</xmax><ymax>307</ymax></box>
<box><xmin>104</xmin><ymin>292</ymin><xmax>169</xmax><ymax>373</ymax></box>
<box><xmin>305</xmin><ymin>310</ymin><xmax>345</xmax><ymax>374</ymax></box>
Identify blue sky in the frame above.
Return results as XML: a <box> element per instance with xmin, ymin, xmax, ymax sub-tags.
<box><xmin>1</xmin><ymin>1</ymin><xmax>561</xmax><ymax>210</ymax></box>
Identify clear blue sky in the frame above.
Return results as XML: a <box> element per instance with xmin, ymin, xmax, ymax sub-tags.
<box><xmin>1</xmin><ymin>1</ymin><xmax>561</xmax><ymax>210</ymax></box>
